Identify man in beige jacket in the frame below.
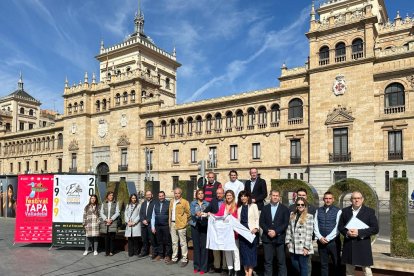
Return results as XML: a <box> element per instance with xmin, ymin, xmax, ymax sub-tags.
<box><xmin>167</xmin><ymin>187</ymin><xmax>191</xmax><ymax>267</ymax></box>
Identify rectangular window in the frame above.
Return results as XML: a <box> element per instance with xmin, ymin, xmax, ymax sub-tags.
<box><xmin>209</xmin><ymin>147</ymin><xmax>217</xmax><ymax>168</ymax></box>
<box><xmin>145</xmin><ymin>149</ymin><xmax>153</xmax><ymax>171</ymax></box>
<box><xmin>71</xmin><ymin>153</ymin><xmax>77</xmax><ymax>169</ymax></box>
<box><xmin>290</xmin><ymin>139</ymin><xmax>301</xmax><ymax>164</ymax></box>
<box><xmin>190</xmin><ymin>175</ymin><xmax>197</xmax><ymax>189</ymax></box>
<box><xmin>334</xmin><ymin>171</ymin><xmax>347</xmax><ymax>183</ymax></box>
<box><xmin>29</xmin><ymin>123</ymin><xmax>34</xmax><ymax>130</ymax></box>
<box><xmin>191</xmin><ymin>148</ymin><xmax>197</xmax><ymax>163</ymax></box>
<box><xmin>35</xmin><ymin>161</ymin><xmax>38</xmax><ymax>171</ymax></box>
<box><xmin>252</xmin><ymin>143</ymin><xmax>261</xmax><ymax>160</ymax></box>
<box><xmin>121</xmin><ymin>148</ymin><xmax>128</xmax><ymax>166</ymax></box>
<box><xmin>19</xmin><ymin>122</ymin><xmax>24</xmax><ymax>131</ymax></box>
<box><xmin>58</xmin><ymin>158</ymin><xmax>62</xmax><ymax>173</ymax></box>
<box><xmin>332</xmin><ymin>128</ymin><xmax>349</xmax><ymax>162</ymax></box>
<box><xmin>18</xmin><ymin>162</ymin><xmax>21</xmax><ymax>173</ymax></box>
<box><xmin>388</xmin><ymin>131</ymin><xmax>403</xmax><ymax>160</ymax></box>
<box><xmin>26</xmin><ymin>161</ymin><xmax>30</xmax><ymax>172</ymax></box>
<box><xmin>10</xmin><ymin>163</ymin><xmax>13</xmax><ymax>173</ymax></box>
<box><xmin>230</xmin><ymin>145</ymin><xmax>238</xmax><ymax>161</ymax></box>
<box><xmin>172</xmin><ymin>176</ymin><xmax>179</xmax><ymax>189</ymax></box>
<box><xmin>44</xmin><ymin>160</ymin><xmax>48</xmax><ymax>171</ymax></box>
<box><xmin>173</xmin><ymin>150</ymin><xmax>179</xmax><ymax>164</ymax></box>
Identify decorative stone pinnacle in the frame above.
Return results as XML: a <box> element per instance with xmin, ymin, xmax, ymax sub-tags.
<box><xmin>92</xmin><ymin>72</ymin><xmax>96</xmax><ymax>84</ymax></box>
<box><xmin>310</xmin><ymin>1</ymin><xmax>316</xmax><ymax>21</ymax></box>
<box><xmin>84</xmin><ymin>72</ymin><xmax>88</xmax><ymax>83</ymax></box>
<box><xmin>173</xmin><ymin>46</ymin><xmax>176</xmax><ymax>57</ymax></box>
<box><xmin>395</xmin><ymin>11</ymin><xmax>401</xmax><ymax>19</ymax></box>
<box><xmin>18</xmin><ymin>71</ymin><xmax>24</xmax><ymax>90</ymax></box>
<box><xmin>65</xmin><ymin>76</ymin><xmax>69</xmax><ymax>88</ymax></box>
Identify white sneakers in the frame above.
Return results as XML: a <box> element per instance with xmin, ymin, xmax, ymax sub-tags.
<box><xmin>84</xmin><ymin>250</ymin><xmax>98</xmax><ymax>256</ymax></box>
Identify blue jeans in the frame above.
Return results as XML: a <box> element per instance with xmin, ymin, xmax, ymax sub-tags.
<box><xmin>291</xmin><ymin>254</ymin><xmax>308</xmax><ymax>276</ymax></box>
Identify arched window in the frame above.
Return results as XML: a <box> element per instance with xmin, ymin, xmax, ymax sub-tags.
<box><xmin>178</xmin><ymin>118</ymin><xmax>184</xmax><ymax>135</ymax></box>
<box><xmin>288</xmin><ymin>173</ymin><xmax>291</xmax><ymax>179</ymax></box>
<box><xmin>146</xmin><ymin>121</ymin><xmax>154</xmax><ymax>138</ymax></box>
<box><xmin>288</xmin><ymin>98</ymin><xmax>303</xmax><ymax>120</ymax></box>
<box><xmin>115</xmin><ymin>93</ymin><xmax>121</xmax><ymax>105</ymax></box>
<box><xmin>131</xmin><ymin>90</ymin><xmax>136</xmax><ymax>102</ymax></box>
<box><xmin>74</xmin><ymin>102</ymin><xmax>78</xmax><ymax>112</ymax></box>
<box><xmin>335</xmin><ymin>42</ymin><xmax>346</xmax><ymax>62</ymax></box>
<box><xmin>141</xmin><ymin>90</ymin><xmax>147</xmax><ymax>98</ymax></box>
<box><xmin>319</xmin><ymin>46</ymin><xmax>330</xmax><ymax>65</ymax></box>
<box><xmin>166</xmin><ymin>78</ymin><xmax>170</xmax><ymax>89</ymax></box>
<box><xmin>96</xmin><ymin>100</ymin><xmax>100</xmax><ymax>111</ymax></box>
<box><xmin>402</xmin><ymin>170</ymin><xmax>407</xmax><ymax>178</ymax></box>
<box><xmin>195</xmin><ymin>116</ymin><xmax>202</xmax><ymax>133</ymax></box>
<box><xmin>29</xmin><ymin>109</ymin><xmax>34</xmax><ymax>116</ymax></box>
<box><xmin>187</xmin><ymin>117</ymin><xmax>193</xmax><ymax>134</ymax></box>
<box><xmin>160</xmin><ymin>121</ymin><xmax>167</xmax><ymax>137</ymax></box>
<box><xmin>247</xmin><ymin>108</ymin><xmax>255</xmax><ymax>128</ymax></box>
<box><xmin>393</xmin><ymin>170</ymin><xmax>398</xmax><ymax>178</ymax></box>
<box><xmin>123</xmin><ymin>92</ymin><xmax>128</xmax><ymax>103</ymax></box>
<box><xmin>236</xmin><ymin>110</ymin><xmax>243</xmax><ymax>130</ymax></box>
<box><xmin>20</xmin><ymin>107</ymin><xmax>24</xmax><ymax>114</ymax></box>
<box><xmin>294</xmin><ymin>173</ymin><xmax>297</xmax><ymax>179</ymax></box>
<box><xmin>206</xmin><ymin>114</ymin><xmax>212</xmax><ymax>133</ymax></box>
<box><xmin>68</xmin><ymin>104</ymin><xmax>73</xmax><ymax>114</ymax></box>
<box><xmin>352</xmin><ymin>38</ymin><xmax>364</xmax><ymax>59</ymax></box>
<box><xmin>79</xmin><ymin>101</ymin><xmax>84</xmax><ymax>111</ymax></box>
<box><xmin>384</xmin><ymin>83</ymin><xmax>405</xmax><ymax>113</ymax></box>
<box><xmin>258</xmin><ymin>106</ymin><xmax>267</xmax><ymax>127</ymax></box>
<box><xmin>385</xmin><ymin>171</ymin><xmax>390</xmax><ymax>191</ymax></box>
<box><xmin>170</xmin><ymin>119</ymin><xmax>176</xmax><ymax>136</ymax></box>
<box><xmin>215</xmin><ymin>113</ymin><xmax>222</xmax><ymax>131</ymax></box>
<box><xmin>102</xmin><ymin>99</ymin><xmax>107</xmax><ymax>111</ymax></box>
<box><xmin>270</xmin><ymin>104</ymin><xmax>280</xmax><ymax>126</ymax></box>
<box><xmin>225</xmin><ymin>111</ymin><xmax>233</xmax><ymax>130</ymax></box>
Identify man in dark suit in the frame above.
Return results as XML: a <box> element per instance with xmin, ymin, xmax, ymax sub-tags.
<box><xmin>244</xmin><ymin>168</ymin><xmax>268</xmax><ymax>211</ymax></box>
<box><xmin>139</xmin><ymin>190</ymin><xmax>157</xmax><ymax>258</ymax></box>
<box><xmin>259</xmin><ymin>190</ymin><xmax>290</xmax><ymax>276</ymax></box>
<box><xmin>338</xmin><ymin>191</ymin><xmax>379</xmax><ymax>276</ymax></box>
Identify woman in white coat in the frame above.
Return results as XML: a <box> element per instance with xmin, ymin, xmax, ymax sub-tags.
<box><xmin>125</xmin><ymin>193</ymin><xmax>141</xmax><ymax>257</ymax></box>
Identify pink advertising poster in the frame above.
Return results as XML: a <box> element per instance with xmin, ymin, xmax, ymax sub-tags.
<box><xmin>14</xmin><ymin>174</ymin><xmax>54</xmax><ymax>243</ymax></box>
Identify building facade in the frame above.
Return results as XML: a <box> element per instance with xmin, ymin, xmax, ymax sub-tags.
<box><xmin>1</xmin><ymin>0</ymin><xmax>413</xmax><ymax>200</ymax></box>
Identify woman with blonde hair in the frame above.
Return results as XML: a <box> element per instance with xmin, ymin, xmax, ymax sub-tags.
<box><xmin>215</xmin><ymin>190</ymin><xmax>239</xmax><ymax>276</ymax></box>
<box><xmin>286</xmin><ymin>197</ymin><xmax>314</xmax><ymax>276</ymax></box>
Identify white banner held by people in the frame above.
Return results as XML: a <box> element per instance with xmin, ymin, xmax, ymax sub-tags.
<box><xmin>206</xmin><ymin>214</ymin><xmax>255</xmax><ymax>250</ymax></box>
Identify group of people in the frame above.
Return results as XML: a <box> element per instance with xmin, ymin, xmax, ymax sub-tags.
<box><xmin>82</xmin><ymin>168</ymin><xmax>379</xmax><ymax>276</ymax></box>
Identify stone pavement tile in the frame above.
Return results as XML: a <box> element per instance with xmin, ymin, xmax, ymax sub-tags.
<box><xmin>0</xmin><ymin>218</ymin><xmax>194</xmax><ymax>276</ymax></box>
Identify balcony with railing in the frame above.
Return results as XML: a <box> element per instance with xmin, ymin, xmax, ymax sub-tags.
<box><xmin>388</xmin><ymin>152</ymin><xmax>403</xmax><ymax>160</ymax></box>
<box><xmin>247</xmin><ymin>125</ymin><xmax>255</xmax><ymax>130</ymax></box>
<box><xmin>288</xmin><ymin>118</ymin><xmax>303</xmax><ymax>125</ymax></box>
<box><xmin>329</xmin><ymin>152</ymin><xmax>351</xmax><ymax>163</ymax></box>
<box><xmin>258</xmin><ymin>123</ymin><xmax>267</xmax><ymax>129</ymax></box>
<box><xmin>235</xmin><ymin>126</ymin><xmax>243</xmax><ymax>131</ymax></box>
<box><xmin>290</xmin><ymin>157</ymin><xmax>301</xmax><ymax>164</ymax></box>
<box><xmin>69</xmin><ymin>167</ymin><xmax>77</xmax><ymax>173</ymax></box>
<box><xmin>270</xmin><ymin>121</ymin><xmax>280</xmax><ymax>127</ymax></box>
<box><xmin>384</xmin><ymin>105</ymin><xmax>405</xmax><ymax>114</ymax></box>
<box><xmin>118</xmin><ymin>164</ymin><xmax>128</xmax><ymax>171</ymax></box>
<box><xmin>226</xmin><ymin>127</ymin><xmax>233</xmax><ymax>133</ymax></box>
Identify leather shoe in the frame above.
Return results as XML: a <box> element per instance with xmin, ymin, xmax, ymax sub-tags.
<box><xmin>180</xmin><ymin>261</ymin><xmax>189</xmax><ymax>267</ymax></box>
<box><xmin>138</xmin><ymin>252</ymin><xmax>148</xmax><ymax>258</ymax></box>
<box><xmin>152</xmin><ymin>255</ymin><xmax>162</xmax><ymax>262</ymax></box>
<box><xmin>166</xmin><ymin>260</ymin><xmax>178</xmax><ymax>265</ymax></box>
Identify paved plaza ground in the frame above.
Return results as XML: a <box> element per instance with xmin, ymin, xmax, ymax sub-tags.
<box><xmin>0</xmin><ymin>218</ymin><xmax>194</xmax><ymax>276</ymax></box>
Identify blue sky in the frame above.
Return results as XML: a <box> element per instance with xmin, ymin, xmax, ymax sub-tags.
<box><xmin>0</xmin><ymin>0</ymin><xmax>411</xmax><ymax>113</ymax></box>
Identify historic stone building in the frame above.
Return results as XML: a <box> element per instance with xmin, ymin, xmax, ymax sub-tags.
<box><xmin>1</xmin><ymin>0</ymin><xmax>413</xmax><ymax>200</ymax></box>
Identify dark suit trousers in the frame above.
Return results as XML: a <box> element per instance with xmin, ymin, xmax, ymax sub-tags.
<box><xmin>318</xmin><ymin>238</ymin><xmax>341</xmax><ymax>276</ymax></box>
<box><xmin>127</xmin><ymin>236</ymin><xmax>141</xmax><ymax>256</ymax></box>
<box><xmin>141</xmin><ymin>224</ymin><xmax>157</xmax><ymax>255</ymax></box>
<box><xmin>192</xmin><ymin>224</ymin><xmax>208</xmax><ymax>273</ymax></box>
<box><xmin>155</xmin><ymin>225</ymin><xmax>172</xmax><ymax>257</ymax></box>
<box><xmin>263</xmin><ymin>242</ymin><xmax>287</xmax><ymax>276</ymax></box>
